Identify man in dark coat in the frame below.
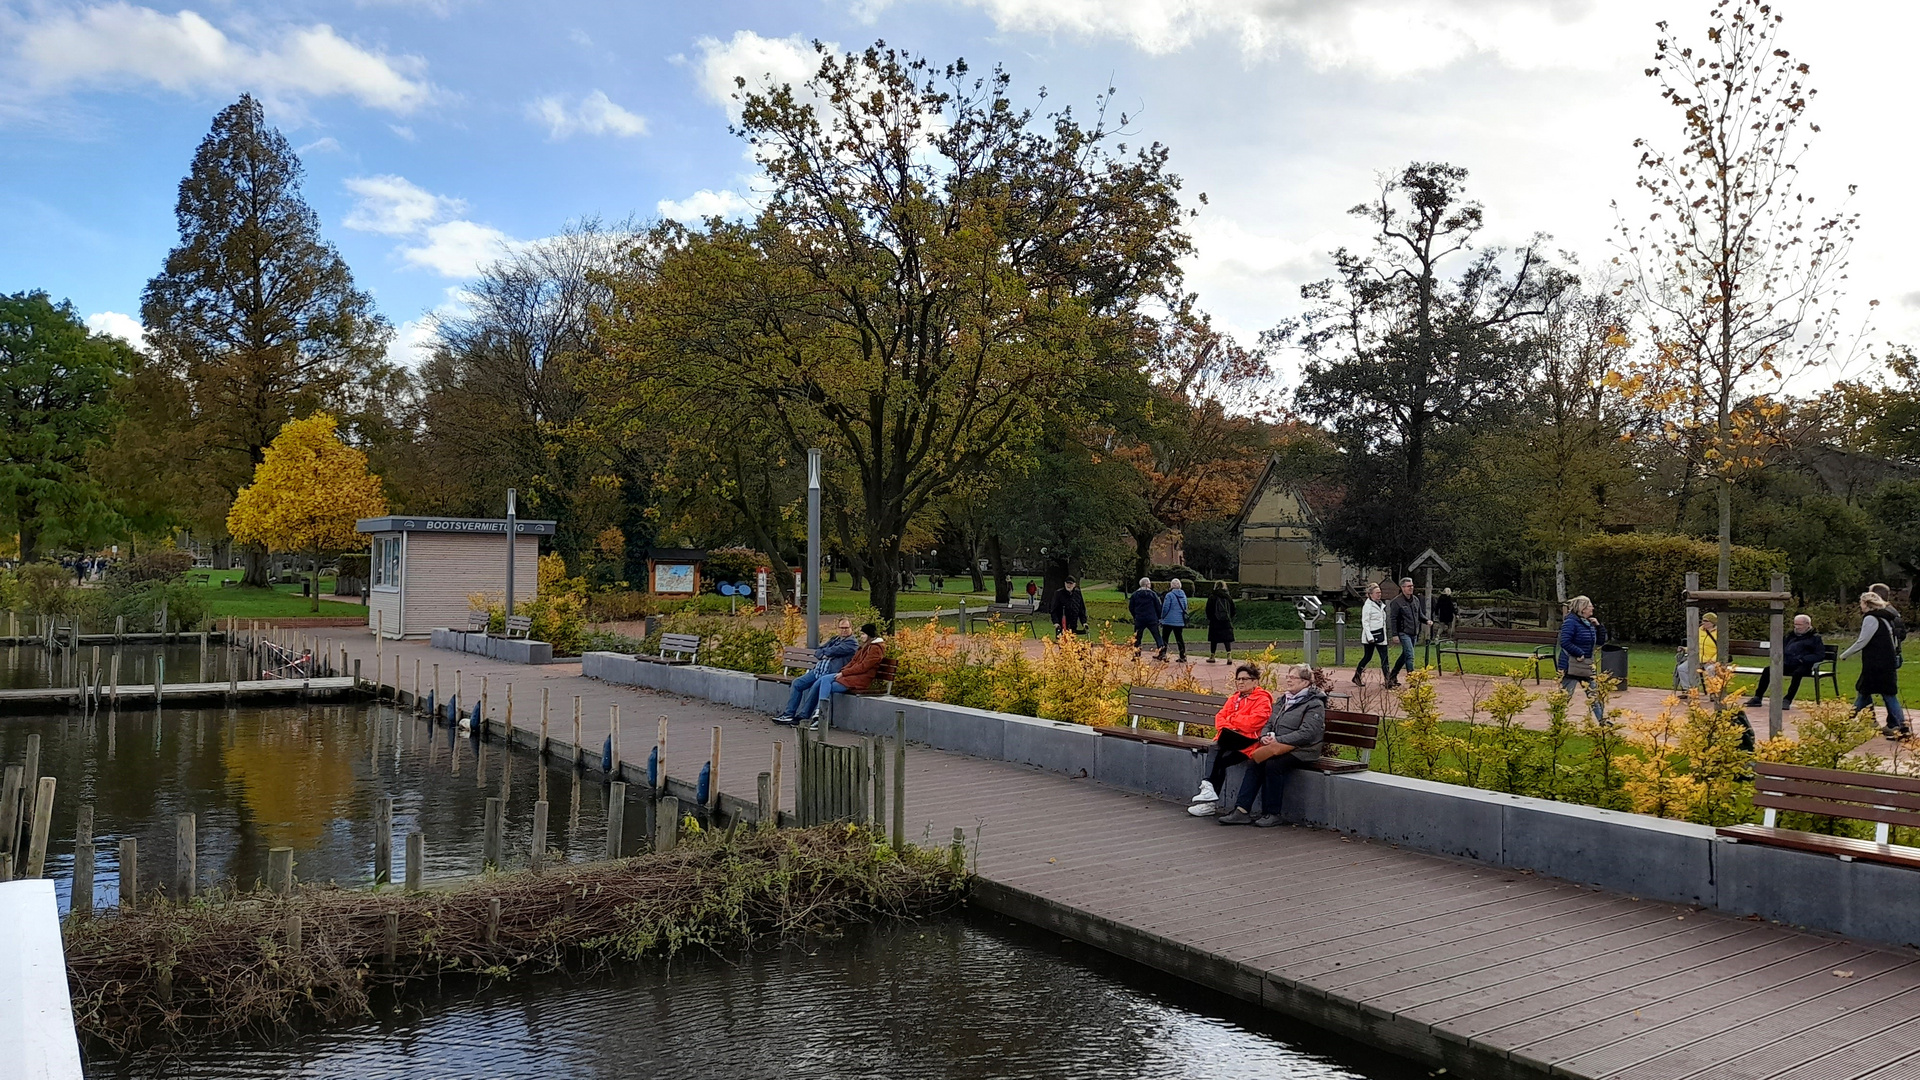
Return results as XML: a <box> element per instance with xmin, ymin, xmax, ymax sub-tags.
<box><xmin>1385</xmin><ymin>577</ymin><xmax>1428</xmax><ymax>689</ymax></box>
<box><xmin>1051</xmin><ymin>579</ymin><xmax>1088</xmax><ymax>637</ymax></box>
<box><xmin>1128</xmin><ymin>577</ymin><xmax>1163</xmax><ymax>653</ymax></box>
<box><xmin>1745</xmin><ymin>614</ymin><xmax>1825</xmax><ymax>709</ymax></box>
<box><xmin>1433</xmin><ymin>588</ymin><xmax>1457</xmax><ymax>638</ymax></box>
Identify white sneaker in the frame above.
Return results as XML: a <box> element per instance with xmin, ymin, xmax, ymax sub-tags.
<box><xmin>1191</xmin><ymin>781</ymin><xmax>1218</xmax><ymax>804</ymax></box>
<box><xmin>1187</xmin><ymin>800</ymin><xmax>1218</xmax><ymax>817</ymax></box>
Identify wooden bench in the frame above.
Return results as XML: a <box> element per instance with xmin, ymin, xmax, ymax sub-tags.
<box><xmin>755</xmin><ymin>645</ymin><xmax>818</xmax><ymax>685</ymax></box>
<box><xmin>1436</xmin><ymin>627</ymin><xmax>1558</xmax><ymax>683</ymax></box>
<box><xmin>1688</xmin><ymin>640</ymin><xmax>1840</xmax><ymax>702</ymax></box>
<box><xmin>846</xmin><ymin>657</ymin><xmax>898</xmax><ymax>696</ymax></box>
<box><xmin>1717</xmin><ymin>762</ymin><xmax>1920</xmax><ymax>870</ymax></box>
<box><xmin>503</xmin><ymin>614</ymin><xmax>533</xmax><ymax>639</ymax></box>
<box><xmin>467</xmin><ymin>610</ymin><xmax>491</xmax><ymax>634</ymax></box>
<box><xmin>967</xmin><ymin>602</ymin><xmax>1039</xmax><ymax>637</ymax></box>
<box><xmin>637</xmin><ymin>632</ymin><xmax>702</xmax><ymax>665</ymax></box>
<box><xmin>189</xmin><ymin>572</ymin><xmax>211</xmax><ymax>585</ymax></box>
<box><xmin>1093</xmin><ymin>686</ymin><xmax>1376</xmax><ymax>773</ymax></box>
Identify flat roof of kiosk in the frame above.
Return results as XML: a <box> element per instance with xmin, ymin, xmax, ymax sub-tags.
<box><xmin>355</xmin><ymin>516</ymin><xmax>557</xmax><ymax>536</ymax></box>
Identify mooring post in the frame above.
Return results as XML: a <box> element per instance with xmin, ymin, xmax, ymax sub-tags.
<box><xmin>375</xmin><ymin>795</ymin><xmax>394</xmax><ymax>885</ymax></box>
<box><xmin>268</xmin><ymin>847</ymin><xmax>294</xmax><ymax>896</ymax></box>
<box><xmin>892</xmin><ymin>712</ymin><xmax>906</xmax><ymax>852</ymax></box>
<box><xmin>353</xmin><ymin>658</ymin><xmax>362</xmax><ymax>688</ymax></box>
<box><xmin>531</xmin><ymin>800</ymin><xmax>549</xmax><ymax>872</ymax></box>
<box><xmin>540</xmin><ymin>687</ymin><xmax>550</xmax><ymax>760</ymax></box>
<box><xmin>434</xmin><ymin>665</ymin><xmax>442</xmax><ymax>723</ymax></box>
<box><xmin>872</xmin><ymin>735</ymin><xmax>886</xmax><ymax>827</ymax></box>
<box><xmin>72</xmin><ymin>806</ymin><xmax>94</xmax><ymax>916</ymax></box>
<box><xmin>757</xmin><ymin>772</ymin><xmax>772</xmax><ymax>824</ymax></box>
<box><xmin>480</xmin><ymin>675</ymin><xmax>489</xmax><ymax>732</ymax></box>
<box><xmin>119</xmin><ymin>837</ymin><xmax>138</xmax><ymax>910</ymax></box>
<box><xmin>287</xmin><ymin>914</ymin><xmax>302</xmax><ymax>956</ymax></box>
<box><xmin>173</xmin><ymin>812</ymin><xmax>195</xmax><ymax>898</ymax></box>
<box><xmin>414</xmin><ymin>658</ymin><xmax>422</xmax><ymax>714</ymax></box>
<box><xmin>110</xmin><ymin>652</ymin><xmax>120</xmax><ymax>707</ymax></box>
<box><xmin>114</xmin><ymin>614</ymin><xmax>123</xmax><ymax>643</ymax></box>
<box><xmin>405</xmin><ymin>831</ymin><xmax>423</xmax><ymax>891</ymax></box>
<box><xmin>0</xmin><ymin>764</ymin><xmax>21</xmax><ymax>865</ymax></box>
<box><xmin>609</xmin><ymin>704</ymin><xmax>621</xmax><ymax>775</ymax></box>
<box><xmin>454</xmin><ymin>670</ymin><xmax>462</xmax><ymax>721</ymax></box>
<box><xmin>708</xmin><ymin>725</ymin><xmax>722</xmax><ymax>813</ymax></box>
<box><xmin>25</xmin><ymin>776</ymin><xmax>54</xmax><ymax>878</ymax></box>
<box><xmin>483</xmin><ymin>797</ymin><xmax>502</xmax><ymax>870</ymax></box>
<box><xmin>383</xmin><ymin>912</ymin><xmax>399</xmax><ymax>967</ymax></box>
<box><xmin>949</xmin><ymin>826</ymin><xmax>965</xmax><ymax>873</ymax></box>
<box><xmin>655</xmin><ymin>716</ymin><xmax>668</xmax><ymax>792</ymax></box>
<box><xmin>486</xmin><ymin>898</ymin><xmax>501</xmax><ymax>945</ymax></box>
<box><xmin>654</xmin><ymin>794</ymin><xmax>679</xmax><ymax>853</ymax></box>
<box><xmin>199</xmin><ymin>630</ymin><xmax>208</xmax><ymax>683</ymax></box>
<box><xmin>375</xmin><ymin>611</ymin><xmax>384</xmax><ymax>696</ymax></box>
<box><xmin>605</xmin><ymin>781</ymin><xmax>626</xmax><ymax>858</ymax></box>
<box><xmin>504</xmin><ymin>683</ymin><xmax>514</xmax><ymax>745</ymax></box>
<box><xmin>770</xmin><ymin>742</ymin><xmax>783</xmax><ymax>829</ymax></box>
<box><xmin>572</xmin><ymin>695</ymin><xmax>582</xmax><ymax>769</ymax></box>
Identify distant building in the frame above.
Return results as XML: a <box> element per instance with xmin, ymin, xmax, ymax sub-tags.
<box><xmin>1230</xmin><ymin>457</ymin><xmax>1362</xmax><ymax>595</ymax></box>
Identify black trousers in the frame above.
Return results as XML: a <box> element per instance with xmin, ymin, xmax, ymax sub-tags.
<box><xmin>1751</xmin><ymin>669</ymin><xmax>1807</xmax><ymax>705</ymax></box>
<box><xmin>1162</xmin><ymin>627</ymin><xmax>1186</xmax><ymax>657</ymax></box>
<box><xmin>1207</xmin><ymin>729</ymin><xmax>1260</xmax><ymax>790</ymax></box>
<box><xmin>1355</xmin><ymin>640</ymin><xmax>1391</xmax><ymax>680</ymax></box>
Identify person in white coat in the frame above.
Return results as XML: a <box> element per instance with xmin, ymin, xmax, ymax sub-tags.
<box><xmin>1351</xmin><ymin>582</ymin><xmax>1391</xmax><ymax>686</ymax></box>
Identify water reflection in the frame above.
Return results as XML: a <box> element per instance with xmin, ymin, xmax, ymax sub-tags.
<box><xmin>89</xmin><ymin>916</ymin><xmax>1425</xmax><ymax>1080</ymax></box>
<box><xmin>0</xmin><ymin>701</ymin><xmax>629</xmax><ymax>911</ymax></box>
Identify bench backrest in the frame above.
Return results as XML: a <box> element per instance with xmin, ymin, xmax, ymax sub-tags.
<box><xmin>1451</xmin><ymin>627</ymin><xmax>1558</xmax><ymax>645</ymax></box>
<box><xmin>1325</xmin><ymin>710</ymin><xmax>1381</xmax><ymax>763</ymax></box>
<box><xmin>1751</xmin><ymin>761</ymin><xmax>1920</xmax><ymax>838</ymax></box>
<box><xmin>659</xmin><ymin>633</ymin><xmax>701</xmax><ymax>658</ymax></box>
<box><xmin>1126</xmin><ymin>686</ymin><xmax>1228</xmax><ymax>734</ymax></box>
<box><xmin>468</xmin><ymin>610</ymin><xmax>490</xmax><ymax>632</ymax></box>
<box><xmin>780</xmin><ymin>645</ymin><xmax>817</xmax><ymax>673</ymax></box>
<box><xmin>874</xmin><ymin>657</ymin><xmax>898</xmax><ymax>690</ymax></box>
<box><xmin>504</xmin><ymin>614</ymin><xmax>533</xmax><ymax>638</ymax></box>
<box><xmin>1722</xmin><ymin>639</ymin><xmax>1772</xmax><ymax>659</ymax></box>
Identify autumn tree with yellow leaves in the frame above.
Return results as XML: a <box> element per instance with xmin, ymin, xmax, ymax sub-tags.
<box><xmin>226</xmin><ymin>413</ymin><xmax>387</xmax><ymax>610</ymax></box>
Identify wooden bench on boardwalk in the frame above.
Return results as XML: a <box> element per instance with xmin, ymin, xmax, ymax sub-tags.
<box><xmin>1717</xmin><ymin>761</ymin><xmax>1920</xmax><ymax>869</ymax></box>
<box><xmin>1435</xmin><ymin>627</ymin><xmax>1558</xmax><ymax>683</ymax></box>
<box><xmin>967</xmin><ymin>602</ymin><xmax>1040</xmax><ymax>637</ymax></box>
<box><xmin>1093</xmin><ymin>686</ymin><xmax>1377</xmax><ymax>773</ymax></box>
<box><xmin>755</xmin><ymin>646</ymin><xmax>818</xmax><ymax>686</ymax></box>
<box><xmin>638</xmin><ymin>632</ymin><xmax>702</xmax><ymax>666</ymax></box>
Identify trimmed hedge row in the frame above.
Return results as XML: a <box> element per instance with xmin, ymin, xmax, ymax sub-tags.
<box><xmin>1570</xmin><ymin>532</ymin><xmax>1788</xmax><ymax>644</ymax></box>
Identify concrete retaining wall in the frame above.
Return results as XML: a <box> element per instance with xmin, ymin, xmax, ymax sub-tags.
<box><xmin>579</xmin><ymin>651</ymin><xmax>1920</xmax><ymax>950</ymax></box>
<box><xmin>430</xmin><ymin>628</ymin><xmax>553</xmax><ymax>665</ymax></box>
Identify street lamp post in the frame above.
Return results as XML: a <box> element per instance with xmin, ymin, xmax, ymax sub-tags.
<box><xmin>806</xmin><ymin>449</ymin><xmax>822</xmax><ymax>648</ymax></box>
<box><xmin>504</xmin><ymin>488</ymin><xmax>517</xmax><ymax>619</ymax></box>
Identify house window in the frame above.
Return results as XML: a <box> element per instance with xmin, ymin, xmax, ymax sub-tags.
<box><xmin>373</xmin><ymin>536</ymin><xmax>402</xmax><ymax>588</ymax></box>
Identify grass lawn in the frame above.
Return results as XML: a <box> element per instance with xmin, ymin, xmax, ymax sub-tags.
<box><xmin>192</xmin><ymin>568</ymin><xmax>368</xmax><ymax>620</ymax></box>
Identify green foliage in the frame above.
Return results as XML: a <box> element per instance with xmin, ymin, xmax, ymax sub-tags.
<box><xmin>1478</xmin><ymin>676</ymin><xmax>1540</xmax><ymax>795</ymax></box>
<box><xmin>118</xmin><ymin>551</ymin><xmax>193</xmax><ymax>584</ymax></box>
<box><xmin>1756</xmin><ymin>700</ymin><xmax>1882</xmax><ymax>837</ymax></box>
<box><xmin>700</xmin><ymin>548</ymin><xmax>763</xmax><ymax>592</ymax></box>
<box><xmin>1569</xmin><ymin>532</ymin><xmax>1787</xmax><ymax>643</ymax></box>
<box><xmin>642</xmin><ymin>612</ymin><xmax>781</xmax><ymax>674</ymax></box>
<box><xmin>17</xmin><ymin>563</ymin><xmax>76</xmax><ymax>616</ymax></box>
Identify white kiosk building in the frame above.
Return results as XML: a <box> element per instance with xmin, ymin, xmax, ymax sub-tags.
<box><xmin>356</xmin><ymin>515</ymin><xmax>555</xmax><ymax>639</ymax></box>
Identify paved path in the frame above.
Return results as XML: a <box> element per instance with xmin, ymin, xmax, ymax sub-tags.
<box><xmin>335</xmin><ymin>634</ymin><xmax>1920</xmax><ymax>1080</ymax></box>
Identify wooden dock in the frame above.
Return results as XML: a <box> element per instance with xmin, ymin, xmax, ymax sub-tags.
<box><xmin>303</xmin><ymin>637</ymin><xmax>1920</xmax><ymax>1078</ymax></box>
<box><xmin>0</xmin><ymin>677</ymin><xmax>357</xmax><ymax>712</ymax></box>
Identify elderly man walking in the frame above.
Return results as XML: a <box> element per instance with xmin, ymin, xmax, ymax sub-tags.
<box><xmin>1129</xmin><ymin>578</ymin><xmax>1164</xmax><ymax>655</ymax></box>
<box><xmin>1385</xmin><ymin>577</ymin><xmax>1429</xmax><ymax>690</ymax></box>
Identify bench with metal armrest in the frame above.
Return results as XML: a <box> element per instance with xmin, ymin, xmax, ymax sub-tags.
<box><xmin>755</xmin><ymin>645</ymin><xmax>818</xmax><ymax>685</ymax></box>
<box><xmin>1092</xmin><ymin>686</ymin><xmax>1375</xmax><ymax>773</ymax></box>
<box><xmin>1717</xmin><ymin>761</ymin><xmax>1920</xmax><ymax>870</ymax></box>
<box><xmin>636</xmin><ymin>632</ymin><xmax>702</xmax><ymax>666</ymax></box>
<box><xmin>1435</xmin><ymin>627</ymin><xmax>1558</xmax><ymax>683</ymax></box>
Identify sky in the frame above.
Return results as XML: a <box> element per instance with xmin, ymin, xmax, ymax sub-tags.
<box><xmin>1</xmin><ymin>0</ymin><xmax>1915</xmax><ymax>385</ymax></box>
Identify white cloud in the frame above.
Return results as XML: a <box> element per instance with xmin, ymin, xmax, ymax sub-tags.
<box><xmin>527</xmin><ymin>90</ymin><xmax>647</xmax><ymax>140</ymax></box>
<box><xmin>7</xmin><ymin>3</ymin><xmax>434</xmax><ymax>112</ymax></box>
<box><xmin>343</xmin><ymin>174</ymin><xmax>463</xmax><ymax>235</ymax></box>
<box><xmin>85</xmin><ymin>310</ymin><xmax>146</xmax><ymax>352</ymax></box>
<box><xmin>297</xmin><ymin>135</ymin><xmax>342</xmax><ymax>154</ymax></box>
<box><xmin>399</xmin><ymin>220</ymin><xmax>518</xmax><ymax>278</ymax></box>
<box><xmin>656</xmin><ymin>188</ymin><xmax>758</xmax><ymax>222</ymax></box>
<box><xmin>693</xmin><ymin>30</ymin><xmax>825</xmax><ymax>119</ymax></box>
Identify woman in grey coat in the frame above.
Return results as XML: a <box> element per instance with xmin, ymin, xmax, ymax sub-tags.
<box><xmin>1218</xmin><ymin>664</ymin><xmax>1325</xmax><ymax>827</ymax></box>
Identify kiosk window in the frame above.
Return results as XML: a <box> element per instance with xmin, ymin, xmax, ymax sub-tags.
<box><xmin>373</xmin><ymin>536</ymin><xmax>401</xmax><ymax>588</ymax></box>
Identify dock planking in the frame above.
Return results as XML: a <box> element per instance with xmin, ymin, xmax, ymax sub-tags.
<box><xmin>324</xmin><ymin>636</ymin><xmax>1920</xmax><ymax>1080</ymax></box>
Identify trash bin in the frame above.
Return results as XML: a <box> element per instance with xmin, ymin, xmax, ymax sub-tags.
<box><xmin>1600</xmin><ymin>643</ymin><xmax>1629</xmax><ymax>687</ymax></box>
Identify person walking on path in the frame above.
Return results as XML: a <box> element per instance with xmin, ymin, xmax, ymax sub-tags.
<box><xmin>1159</xmin><ymin>578</ymin><xmax>1191</xmax><ymax>661</ymax></box>
<box><xmin>1555</xmin><ymin>596</ymin><xmax>1609</xmax><ymax>722</ymax></box>
<box><xmin>1187</xmin><ymin>663</ymin><xmax>1273</xmax><ymax>816</ymax></box>
<box><xmin>1204</xmin><ymin>582</ymin><xmax>1236</xmax><ymax>662</ymax></box>
<box><xmin>1026</xmin><ymin>579</ymin><xmax>1038</xmax><ymax>606</ymax></box>
<box><xmin>1217</xmin><ymin>665</ymin><xmax>1325</xmax><ymax>827</ymax></box>
<box><xmin>1352</xmin><ymin>582</ymin><xmax>1392</xmax><ymax>686</ymax></box>
<box><xmin>772</xmin><ymin>617</ymin><xmax>859</xmax><ymax>723</ymax></box>
<box><xmin>1433</xmin><ymin>588</ymin><xmax>1457</xmax><ymax>639</ymax></box>
<box><xmin>1745</xmin><ymin>614</ymin><xmax>1824</xmax><ymax>709</ymax></box>
<box><xmin>1385</xmin><ymin>578</ymin><xmax>1428</xmax><ymax>689</ymax></box>
<box><xmin>1841</xmin><ymin>592</ymin><xmax>1908</xmax><ymax>737</ymax></box>
<box><xmin>1129</xmin><ymin>578</ymin><xmax>1164</xmax><ymax>655</ymax></box>
<box><xmin>1050</xmin><ymin>578</ymin><xmax>1088</xmax><ymax>637</ymax></box>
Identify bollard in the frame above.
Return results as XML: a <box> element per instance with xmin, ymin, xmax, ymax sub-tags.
<box><xmin>374</xmin><ymin>796</ymin><xmax>394</xmax><ymax>885</ymax></box>
<box><xmin>1334</xmin><ymin>609</ymin><xmax>1347</xmax><ymax>666</ymax></box>
<box><xmin>531</xmin><ymin>800</ymin><xmax>549</xmax><ymax>872</ymax></box>
<box><xmin>654</xmin><ymin>795</ymin><xmax>679</xmax><ymax>853</ymax></box>
<box><xmin>174</xmin><ymin>812</ymin><xmax>196</xmax><ymax>897</ymax></box>
<box><xmin>72</xmin><ymin>806</ymin><xmax>94</xmax><ymax>916</ymax></box>
<box><xmin>405</xmin><ymin>831</ymin><xmax>423</xmax><ymax>891</ymax></box>
<box><xmin>483</xmin><ymin>797</ymin><xmax>503</xmax><ymax>870</ymax></box>
<box><xmin>119</xmin><ymin>838</ymin><xmax>138</xmax><ymax>909</ymax></box>
<box><xmin>605</xmin><ymin>782</ymin><xmax>626</xmax><ymax>858</ymax></box>
<box><xmin>25</xmin><ymin>776</ymin><xmax>55</xmax><ymax>878</ymax></box>
<box><xmin>269</xmin><ymin>847</ymin><xmax>294</xmax><ymax>895</ymax></box>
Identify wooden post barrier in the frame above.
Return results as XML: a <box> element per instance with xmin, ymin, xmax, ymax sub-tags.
<box><xmin>0</xmin><ymin>764</ymin><xmax>20</xmax><ymax>866</ymax></box>
<box><xmin>655</xmin><ymin>716</ymin><xmax>668</xmax><ymax>792</ymax></box>
<box><xmin>609</xmin><ymin>704</ymin><xmax>620</xmax><ymax>775</ymax></box>
<box><xmin>504</xmin><ymin>683</ymin><xmax>514</xmax><ymax>745</ymax></box>
<box><xmin>757</xmin><ymin>772</ymin><xmax>772</xmax><ymax>823</ymax></box>
<box><xmin>770</xmin><ymin>742</ymin><xmax>783</xmax><ymax>829</ymax></box>
<box><xmin>605</xmin><ymin>782</ymin><xmax>626</xmax><ymax>859</ymax></box>
<box><xmin>483</xmin><ymin>797</ymin><xmax>503</xmax><ymax>870</ymax></box>
<box><xmin>708</xmin><ymin>725</ymin><xmax>722</xmax><ymax>813</ymax></box>
<box><xmin>72</xmin><ymin>806</ymin><xmax>94</xmax><ymax>915</ymax></box>
<box><xmin>486</xmin><ymin>898</ymin><xmax>501</xmax><ymax>945</ymax></box>
<box><xmin>654</xmin><ymin>795</ymin><xmax>679</xmax><ymax>853</ymax></box>
<box><xmin>405</xmin><ymin>831</ymin><xmax>423</xmax><ymax>891</ymax></box>
<box><xmin>25</xmin><ymin>776</ymin><xmax>55</xmax><ymax>878</ymax></box>
<box><xmin>531</xmin><ymin>800</ymin><xmax>549</xmax><ymax>872</ymax></box>
<box><xmin>375</xmin><ymin>795</ymin><xmax>394</xmax><ymax>885</ymax></box>
<box><xmin>119</xmin><ymin>838</ymin><xmax>138</xmax><ymax>909</ymax></box>
<box><xmin>173</xmin><ymin>812</ymin><xmax>195</xmax><ymax>898</ymax></box>
<box><xmin>572</xmin><ymin>696</ymin><xmax>582</xmax><ymax>769</ymax></box>
<box><xmin>892</xmin><ymin>712</ymin><xmax>906</xmax><ymax>852</ymax></box>
<box><xmin>539</xmin><ymin>687</ymin><xmax>550</xmax><ymax>759</ymax></box>
<box><xmin>269</xmin><ymin>847</ymin><xmax>294</xmax><ymax>895</ymax></box>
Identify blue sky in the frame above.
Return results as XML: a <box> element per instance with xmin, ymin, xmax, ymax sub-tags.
<box><xmin>2</xmin><ymin>0</ymin><xmax>1914</xmax><ymax>382</ymax></box>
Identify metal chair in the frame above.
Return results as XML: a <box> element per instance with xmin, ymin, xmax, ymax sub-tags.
<box><xmin>1811</xmin><ymin>643</ymin><xmax>1841</xmax><ymax>703</ymax></box>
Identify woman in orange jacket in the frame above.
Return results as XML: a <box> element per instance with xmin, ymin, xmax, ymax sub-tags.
<box><xmin>1189</xmin><ymin>664</ymin><xmax>1274</xmax><ymax>816</ymax></box>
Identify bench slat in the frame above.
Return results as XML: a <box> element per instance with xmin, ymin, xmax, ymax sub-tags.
<box><xmin>1718</xmin><ymin>823</ymin><xmax>1920</xmax><ymax>870</ymax></box>
<box><xmin>1449</xmin><ymin>628</ymin><xmax>1559</xmax><ymax>644</ymax></box>
<box><xmin>1757</xmin><ymin>761</ymin><xmax>1920</xmax><ymax>795</ymax></box>
<box><xmin>1755</xmin><ymin>777</ymin><xmax>1920</xmax><ymax>815</ymax></box>
<box><xmin>1750</xmin><ymin>793</ymin><xmax>1920</xmax><ymax>831</ymax></box>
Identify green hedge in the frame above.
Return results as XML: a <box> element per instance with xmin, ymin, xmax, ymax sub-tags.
<box><xmin>1569</xmin><ymin>533</ymin><xmax>1787</xmax><ymax>644</ymax></box>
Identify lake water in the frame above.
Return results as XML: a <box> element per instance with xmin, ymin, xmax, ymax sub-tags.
<box><xmin>2</xmin><ymin>700</ymin><xmax>620</xmax><ymax>909</ymax></box>
<box><xmin>87</xmin><ymin>915</ymin><xmax>1426</xmax><ymax>1080</ymax></box>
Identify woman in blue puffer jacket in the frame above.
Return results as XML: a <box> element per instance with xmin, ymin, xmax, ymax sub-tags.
<box><xmin>1556</xmin><ymin>595</ymin><xmax>1608</xmax><ymax>722</ymax></box>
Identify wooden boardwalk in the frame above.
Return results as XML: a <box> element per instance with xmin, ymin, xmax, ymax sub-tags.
<box><xmin>0</xmin><ymin>677</ymin><xmax>356</xmax><ymax>710</ymax></box>
<box><xmin>333</xmin><ymin>637</ymin><xmax>1920</xmax><ymax>1080</ymax></box>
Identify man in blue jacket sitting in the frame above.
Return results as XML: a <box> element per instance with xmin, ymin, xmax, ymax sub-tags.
<box><xmin>773</xmin><ymin>617</ymin><xmax>860</xmax><ymax>723</ymax></box>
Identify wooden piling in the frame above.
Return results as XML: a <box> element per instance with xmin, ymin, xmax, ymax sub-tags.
<box><xmin>383</xmin><ymin>912</ymin><xmax>399</xmax><ymax>966</ymax></box>
<box><xmin>708</xmin><ymin>725</ymin><xmax>723</xmax><ymax>812</ymax></box>
<box><xmin>483</xmin><ymin>797</ymin><xmax>503</xmax><ymax>870</ymax></box>
<box><xmin>25</xmin><ymin>776</ymin><xmax>54</xmax><ymax>878</ymax></box>
<box><xmin>287</xmin><ymin>914</ymin><xmax>302</xmax><ymax>955</ymax></box>
<box><xmin>374</xmin><ymin>795</ymin><xmax>393</xmax><ymax>885</ymax></box>
<box><xmin>531</xmin><ymin>799</ymin><xmax>549</xmax><ymax>872</ymax></box>
<box><xmin>655</xmin><ymin>716</ymin><xmax>669</xmax><ymax>791</ymax></box>
<box><xmin>20</xmin><ymin>732</ymin><xmax>40</xmax><ymax>856</ymax></box>
<box><xmin>655</xmin><ymin>795</ymin><xmax>679</xmax><ymax>852</ymax></box>
<box><xmin>414</xmin><ymin>658</ymin><xmax>422</xmax><ymax>713</ymax></box>
<box><xmin>572</xmin><ymin>696</ymin><xmax>582</xmax><ymax>768</ymax></box>
<box><xmin>269</xmin><ymin>847</ymin><xmax>294</xmax><ymax>895</ymax></box>
<box><xmin>155</xmin><ymin>655</ymin><xmax>165</xmax><ymax>708</ymax></box>
<box><xmin>174</xmin><ymin>812</ymin><xmax>195</xmax><ymax>898</ymax></box>
<box><xmin>605</xmin><ymin>782</ymin><xmax>626</xmax><ymax>859</ymax></box>
<box><xmin>353</xmin><ymin>658</ymin><xmax>361</xmax><ymax>687</ymax></box>
<box><xmin>481</xmin><ymin>675</ymin><xmax>489</xmax><ymax>730</ymax></box>
<box><xmin>110</xmin><ymin>651</ymin><xmax>120</xmax><ymax>706</ymax></box>
<box><xmin>949</xmin><ymin>827</ymin><xmax>966</xmax><ymax>873</ymax></box>
<box><xmin>770</xmin><ymin>742</ymin><xmax>784</xmax><ymax>829</ymax></box>
<box><xmin>872</xmin><ymin>735</ymin><xmax>886</xmax><ymax>827</ymax></box>
<box><xmin>892</xmin><ymin>712</ymin><xmax>906</xmax><ymax>851</ymax></box>
<box><xmin>405</xmin><ymin>831</ymin><xmax>423</xmax><ymax>891</ymax></box>
<box><xmin>504</xmin><ymin>683</ymin><xmax>514</xmax><ymax>743</ymax></box>
<box><xmin>485</xmin><ymin>898</ymin><xmax>501</xmax><ymax>945</ymax></box>
<box><xmin>434</xmin><ymin>664</ymin><xmax>441</xmax><ymax>722</ymax></box>
<box><xmin>539</xmin><ymin>687</ymin><xmax>550</xmax><ymax>759</ymax></box>
<box><xmin>72</xmin><ymin>806</ymin><xmax>94</xmax><ymax>915</ymax></box>
<box><xmin>199</xmin><ymin>630</ymin><xmax>208</xmax><ymax>683</ymax></box>
<box><xmin>609</xmin><ymin>704</ymin><xmax>620</xmax><ymax>774</ymax></box>
<box><xmin>757</xmin><ymin>772</ymin><xmax>772</xmax><ymax>823</ymax></box>
<box><xmin>119</xmin><ymin>838</ymin><xmax>137</xmax><ymax>909</ymax></box>
<box><xmin>0</xmin><ymin>764</ymin><xmax>20</xmax><ymax>864</ymax></box>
